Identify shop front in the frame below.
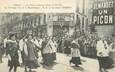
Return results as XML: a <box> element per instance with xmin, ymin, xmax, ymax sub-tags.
<box><xmin>49</xmin><ymin>13</ymin><xmax>74</xmax><ymax>38</ymax></box>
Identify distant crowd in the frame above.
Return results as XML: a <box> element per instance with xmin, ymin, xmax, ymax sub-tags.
<box><xmin>0</xmin><ymin>32</ymin><xmax>115</xmax><ymax>72</ymax></box>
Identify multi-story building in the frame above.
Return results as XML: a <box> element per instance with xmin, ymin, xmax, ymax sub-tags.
<box><xmin>0</xmin><ymin>5</ymin><xmax>90</xmax><ymax>38</ymax></box>
<box><xmin>0</xmin><ymin>13</ymin><xmax>47</xmax><ymax>38</ymax></box>
<box><xmin>46</xmin><ymin>13</ymin><xmax>75</xmax><ymax>37</ymax></box>
<box><xmin>0</xmin><ymin>13</ymin><xmax>23</xmax><ymax>36</ymax></box>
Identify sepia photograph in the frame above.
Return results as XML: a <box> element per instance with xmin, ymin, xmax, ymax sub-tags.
<box><xmin>0</xmin><ymin>0</ymin><xmax>115</xmax><ymax>72</ymax></box>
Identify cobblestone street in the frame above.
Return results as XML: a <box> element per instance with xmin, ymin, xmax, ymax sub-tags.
<box><xmin>0</xmin><ymin>53</ymin><xmax>115</xmax><ymax>72</ymax></box>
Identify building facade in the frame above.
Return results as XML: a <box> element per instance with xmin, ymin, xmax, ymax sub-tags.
<box><xmin>0</xmin><ymin>12</ymin><xmax>89</xmax><ymax>38</ymax></box>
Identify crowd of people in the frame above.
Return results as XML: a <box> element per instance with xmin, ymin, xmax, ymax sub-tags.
<box><xmin>96</xmin><ymin>35</ymin><xmax>115</xmax><ymax>72</ymax></box>
<box><xmin>0</xmin><ymin>33</ymin><xmax>58</xmax><ymax>72</ymax></box>
<box><xmin>56</xmin><ymin>33</ymin><xmax>98</xmax><ymax>57</ymax></box>
<box><xmin>0</xmin><ymin>32</ymin><xmax>115</xmax><ymax>72</ymax></box>
<box><xmin>55</xmin><ymin>33</ymin><xmax>115</xmax><ymax>72</ymax></box>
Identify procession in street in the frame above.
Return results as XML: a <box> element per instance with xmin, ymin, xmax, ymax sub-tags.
<box><xmin>0</xmin><ymin>29</ymin><xmax>115</xmax><ymax>72</ymax></box>
<box><xmin>0</xmin><ymin>0</ymin><xmax>115</xmax><ymax>72</ymax></box>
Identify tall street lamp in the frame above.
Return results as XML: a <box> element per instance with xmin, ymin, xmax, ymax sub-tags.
<box><xmin>82</xmin><ymin>0</ymin><xmax>85</xmax><ymax>34</ymax></box>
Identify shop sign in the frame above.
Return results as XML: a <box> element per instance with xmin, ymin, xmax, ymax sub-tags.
<box><xmin>92</xmin><ymin>0</ymin><xmax>114</xmax><ymax>25</ymax></box>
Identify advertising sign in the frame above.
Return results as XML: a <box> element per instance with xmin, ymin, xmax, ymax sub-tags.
<box><xmin>92</xmin><ymin>0</ymin><xmax>114</xmax><ymax>25</ymax></box>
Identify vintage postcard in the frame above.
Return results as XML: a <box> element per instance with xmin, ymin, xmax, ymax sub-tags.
<box><xmin>0</xmin><ymin>0</ymin><xmax>115</xmax><ymax>72</ymax></box>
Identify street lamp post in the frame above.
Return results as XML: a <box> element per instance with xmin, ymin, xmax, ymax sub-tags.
<box><xmin>82</xmin><ymin>0</ymin><xmax>85</xmax><ymax>34</ymax></box>
<box><xmin>74</xmin><ymin>0</ymin><xmax>80</xmax><ymax>39</ymax></box>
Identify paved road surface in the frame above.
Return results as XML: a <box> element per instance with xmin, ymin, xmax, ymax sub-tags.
<box><xmin>0</xmin><ymin>53</ymin><xmax>115</xmax><ymax>72</ymax></box>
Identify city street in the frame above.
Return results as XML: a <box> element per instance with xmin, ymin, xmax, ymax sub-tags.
<box><xmin>0</xmin><ymin>53</ymin><xmax>115</xmax><ymax>72</ymax></box>
<box><xmin>0</xmin><ymin>0</ymin><xmax>115</xmax><ymax>72</ymax></box>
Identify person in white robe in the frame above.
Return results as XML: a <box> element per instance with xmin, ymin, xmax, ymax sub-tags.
<box><xmin>96</xmin><ymin>38</ymin><xmax>111</xmax><ymax>72</ymax></box>
<box><xmin>70</xmin><ymin>40</ymin><xmax>81</xmax><ymax>67</ymax></box>
<box><xmin>19</xmin><ymin>36</ymin><xmax>28</xmax><ymax>66</ymax></box>
<box><xmin>31</xmin><ymin>36</ymin><xmax>42</xmax><ymax>64</ymax></box>
<box><xmin>4</xmin><ymin>36</ymin><xmax>9</xmax><ymax>56</ymax></box>
<box><xmin>50</xmin><ymin>37</ymin><xmax>57</xmax><ymax>61</ymax></box>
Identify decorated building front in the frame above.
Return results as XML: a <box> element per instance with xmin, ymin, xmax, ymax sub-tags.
<box><xmin>0</xmin><ymin>13</ymin><xmax>83</xmax><ymax>38</ymax></box>
<box><xmin>46</xmin><ymin>13</ymin><xmax>75</xmax><ymax>37</ymax></box>
<box><xmin>5</xmin><ymin>13</ymin><xmax>47</xmax><ymax>38</ymax></box>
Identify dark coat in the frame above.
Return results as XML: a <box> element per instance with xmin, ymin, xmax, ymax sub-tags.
<box><xmin>25</xmin><ymin>40</ymin><xmax>39</xmax><ymax>69</ymax></box>
<box><xmin>7</xmin><ymin>41</ymin><xmax>19</xmax><ymax>66</ymax></box>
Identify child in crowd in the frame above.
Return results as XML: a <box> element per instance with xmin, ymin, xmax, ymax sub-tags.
<box><xmin>70</xmin><ymin>40</ymin><xmax>81</xmax><ymax>67</ymax></box>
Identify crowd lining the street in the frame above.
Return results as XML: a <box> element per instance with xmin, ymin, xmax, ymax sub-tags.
<box><xmin>0</xmin><ymin>33</ymin><xmax>115</xmax><ymax>72</ymax></box>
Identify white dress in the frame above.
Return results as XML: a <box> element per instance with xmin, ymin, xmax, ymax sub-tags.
<box><xmin>71</xmin><ymin>48</ymin><xmax>81</xmax><ymax>57</ymax></box>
